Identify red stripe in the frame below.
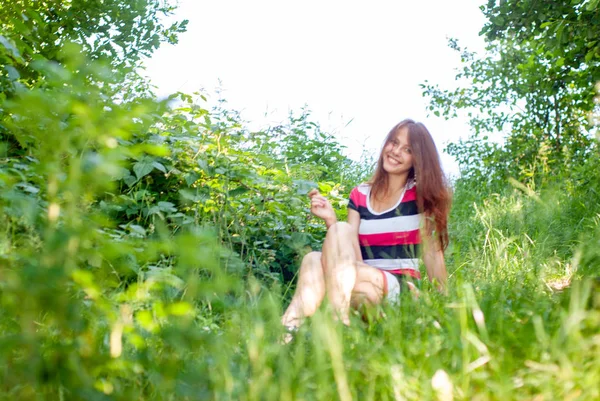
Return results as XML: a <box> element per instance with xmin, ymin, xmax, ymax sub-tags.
<box><xmin>352</xmin><ymin>189</ymin><xmax>368</xmax><ymax>208</ymax></box>
<box><xmin>388</xmin><ymin>269</ymin><xmax>421</xmax><ymax>279</ymax></box>
<box><xmin>402</xmin><ymin>187</ymin><xmax>417</xmax><ymax>202</ymax></box>
<box><xmin>353</xmin><ymin>186</ymin><xmax>416</xmax><ymax>207</ymax></box>
<box><xmin>359</xmin><ymin>229</ymin><xmax>421</xmax><ymax>246</ymax></box>
<box><xmin>381</xmin><ymin>270</ymin><xmax>388</xmax><ymax>295</ymax></box>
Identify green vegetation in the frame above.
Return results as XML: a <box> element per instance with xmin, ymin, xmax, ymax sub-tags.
<box><xmin>1</xmin><ymin>1</ymin><xmax>598</xmax><ymax>400</ymax></box>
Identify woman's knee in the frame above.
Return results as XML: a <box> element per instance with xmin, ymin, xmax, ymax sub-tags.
<box><xmin>297</xmin><ymin>251</ymin><xmax>325</xmax><ymax>290</ymax></box>
<box><xmin>328</xmin><ymin>221</ymin><xmax>351</xmax><ymax>231</ymax></box>
<box><xmin>326</xmin><ymin>221</ymin><xmax>354</xmax><ymax>240</ymax></box>
<box><xmin>300</xmin><ymin>251</ymin><xmax>322</xmax><ymax>271</ymax></box>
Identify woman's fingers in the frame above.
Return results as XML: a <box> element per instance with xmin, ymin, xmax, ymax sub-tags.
<box><xmin>406</xmin><ymin>281</ymin><xmax>420</xmax><ymax>300</ymax></box>
<box><xmin>308</xmin><ymin>189</ymin><xmax>333</xmax><ymax>220</ymax></box>
<box><xmin>312</xmin><ymin>196</ymin><xmax>328</xmax><ymax>204</ymax></box>
<box><xmin>308</xmin><ymin>190</ymin><xmax>329</xmax><ymax>208</ymax></box>
<box><xmin>308</xmin><ymin>189</ymin><xmax>320</xmax><ymax>198</ymax></box>
<box><xmin>311</xmin><ymin>198</ymin><xmax>329</xmax><ymax>208</ymax></box>
<box><xmin>311</xmin><ymin>202</ymin><xmax>325</xmax><ymax>210</ymax></box>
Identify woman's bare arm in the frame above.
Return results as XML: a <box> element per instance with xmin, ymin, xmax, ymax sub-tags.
<box><xmin>421</xmin><ymin>226</ymin><xmax>448</xmax><ymax>293</ymax></box>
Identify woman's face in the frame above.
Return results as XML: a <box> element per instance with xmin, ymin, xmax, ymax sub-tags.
<box><xmin>382</xmin><ymin>126</ymin><xmax>413</xmax><ymax>176</ymax></box>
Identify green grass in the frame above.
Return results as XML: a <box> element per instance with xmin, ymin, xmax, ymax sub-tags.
<box><xmin>2</xmin><ymin>185</ymin><xmax>600</xmax><ymax>400</ymax></box>
<box><xmin>206</xmin><ymin>255</ymin><xmax>598</xmax><ymax>400</ymax></box>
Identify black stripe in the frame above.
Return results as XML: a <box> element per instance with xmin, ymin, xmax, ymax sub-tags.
<box><xmin>361</xmin><ymin>244</ymin><xmax>421</xmax><ymax>260</ymax></box>
<box><xmin>355</xmin><ymin>200</ymin><xmax>419</xmax><ymax>220</ymax></box>
<box><xmin>348</xmin><ymin>198</ymin><xmax>358</xmax><ymax>211</ymax></box>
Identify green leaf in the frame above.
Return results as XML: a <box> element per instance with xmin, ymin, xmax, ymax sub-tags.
<box><xmin>5</xmin><ymin>65</ymin><xmax>19</xmax><ymax>81</ymax></box>
<box><xmin>493</xmin><ymin>16</ymin><xmax>505</xmax><ymax>26</ymax></box>
<box><xmin>179</xmin><ymin>189</ymin><xmax>208</xmax><ymax>202</ymax></box>
<box><xmin>140</xmin><ymin>144</ymin><xmax>170</xmax><ymax>156</ymax></box>
<box><xmin>157</xmin><ymin>201</ymin><xmax>177</xmax><ymax>213</ymax></box>
<box><xmin>293</xmin><ymin>180</ymin><xmax>317</xmax><ymax>195</ymax></box>
<box><xmin>128</xmin><ymin>224</ymin><xmax>147</xmax><ymax>236</ymax></box>
<box><xmin>168</xmin><ymin>302</ymin><xmax>193</xmax><ymax>316</ymax></box>
<box><xmin>136</xmin><ymin>310</ymin><xmax>156</xmax><ymax>332</ymax></box>
<box><xmin>124</xmin><ymin>174</ymin><xmax>138</xmax><ymax>187</ymax></box>
<box><xmin>585</xmin><ymin>51</ymin><xmax>595</xmax><ymax>63</ymax></box>
<box><xmin>133</xmin><ymin>159</ymin><xmax>155</xmax><ymax>180</ymax></box>
<box><xmin>0</xmin><ymin>35</ymin><xmax>22</xmax><ymax>60</ymax></box>
<box><xmin>229</xmin><ymin>187</ymin><xmax>250</xmax><ymax>197</ymax></box>
<box><xmin>586</xmin><ymin>0</ymin><xmax>599</xmax><ymax>11</ymax></box>
<box><xmin>184</xmin><ymin>172</ymin><xmax>200</xmax><ymax>186</ymax></box>
<box><xmin>145</xmin><ymin>206</ymin><xmax>161</xmax><ymax>216</ymax></box>
<box><xmin>152</xmin><ymin>161</ymin><xmax>167</xmax><ymax>173</ymax></box>
<box><xmin>16</xmin><ymin>183</ymin><xmax>39</xmax><ymax>193</ymax></box>
<box><xmin>197</xmin><ymin>159</ymin><xmax>211</xmax><ymax>173</ymax></box>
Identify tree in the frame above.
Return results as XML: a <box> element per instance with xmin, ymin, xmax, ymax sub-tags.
<box><xmin>0</xmin><ymin>0</ymin><xmax>187</xmax><ymax>156</ymax></box>
<box><xmin>0</xmin><ymin>0</ymin><xmax>187</xmax><ymax>88</ymax></box>
<box><xmin>422</xmin><ymin>1</ymin><xmax>599</xmax><ymax>186</ymax></box>
<box><xmin>481</xmin><ymin>0</ymin><xmax>600</xmax><ymax>79</ymax></box>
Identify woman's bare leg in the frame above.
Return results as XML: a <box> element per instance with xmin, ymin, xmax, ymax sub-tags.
<box><xmin>351</xmin><ymin>265</ymin><xmax>386</xmax><ymax>309</ymax></box>
<box><xmin>321</xmin><ymin>222</ymin><xmax>360</xmax><ymax>325</ymax></box>
<box><xmin>281</xmin><ymin>222</ymin><xmax>388</xmax><ymax>330</ymax></box>
<box><xmin>281</xmin><ymin>251</ymin><xmax>325</xmax><ymax>328</ymax></box>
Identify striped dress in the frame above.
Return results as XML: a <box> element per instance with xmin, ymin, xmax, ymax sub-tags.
<box><xmin>347</xmin><ymin>180</ymin><xmax>422</xmax><ymax>280</ymax></box>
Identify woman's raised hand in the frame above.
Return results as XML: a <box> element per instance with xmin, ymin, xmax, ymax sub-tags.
<box><xmin>308</xmin><ymin>189</ymin><xmax>337</xmax><ymax>228</ymax></box>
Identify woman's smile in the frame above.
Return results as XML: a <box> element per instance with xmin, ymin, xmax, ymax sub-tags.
<box><xmin>386</xmin><ymin>154</ymin><xmax>402</xmax><ymax>166</ymax></box>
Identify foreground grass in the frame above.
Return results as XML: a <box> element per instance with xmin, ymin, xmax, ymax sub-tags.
<box><xmin>1</xmin><ymin>188</ymin><xmax>599</xmax><ymax>400</ymax></box>
<box><xmin>213</xmin><ymin>267</ymin><xmax>598</xmax><ymax>401</ymax></box>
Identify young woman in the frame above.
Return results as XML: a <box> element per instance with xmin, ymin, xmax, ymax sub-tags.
<box><xmin>281</xmin><ymin>119</ymin><xmax>451</xmax><ymax>330</ymax></box>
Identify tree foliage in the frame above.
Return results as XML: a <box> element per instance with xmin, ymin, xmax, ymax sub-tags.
<box><xmin>482</xmin><ymin>0</ymin><xmax>600</xmax><ymax>77</ymax></box>
<box><xmin>0</xmin><ymin>0</ymin><xmax>187</xmax><ymax>87</ymax></box>
<box><xmin>422</xmin><ymin>1</ymin><xmax>599</xmax><ymax>187</ymax></box>
<box><xmin>0</xmin><ymin>43</ymin><xmax>363</xmax><ymax>395</ymax></box>
<box><xmin>0</xmin><ymin>0</ymin><xmax>187</xmax><ymax>157</ymax></box>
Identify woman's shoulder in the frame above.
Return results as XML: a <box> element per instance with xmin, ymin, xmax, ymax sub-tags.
<box><xmin>350</xmin><ymin>183</ymin><xmax>371</xmax><ymax>195</ymax></box>
<box><xmin>348</xmin><ymin>183</ymin><xmax>370</xmax><ymax>210</ymax></box>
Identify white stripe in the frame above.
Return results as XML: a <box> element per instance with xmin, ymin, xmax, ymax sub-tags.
<box><xmin>364</xmin><ymin>258</ymin><xmax>420</xmax><ymax>270</ymax></box>
<box><xmin>356</xmin><ymin>184</ymin><xmax>370</xmax><ymax>195</ymax></box>
<box><xmin>359</xmin><ymin>214</ymin><xmax>422</xmax><ymax>235</ymax></box>
<box><xmin>383</xmin><ymin>271</ymin><xmax>401</xmax><ymax>304</ymax></box>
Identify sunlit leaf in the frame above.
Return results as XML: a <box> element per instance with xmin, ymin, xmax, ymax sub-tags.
<box><xmin>168</xmin><ymin>302</ymin><xmax>193</xmax><ymax>316</ymax></box>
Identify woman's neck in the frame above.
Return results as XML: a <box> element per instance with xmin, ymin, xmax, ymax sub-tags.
<box><xmin>386</xmin><ymin>173</ymin><xmax>409</xmax><ymax>195</ymax></box>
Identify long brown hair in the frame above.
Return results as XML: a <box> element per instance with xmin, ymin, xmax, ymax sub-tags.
<box><xmin>368</xmin><ymin>119</ymin><xmax>451</xmax><ymax>250</ymax></box>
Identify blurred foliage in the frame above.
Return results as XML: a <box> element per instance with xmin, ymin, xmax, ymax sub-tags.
<box><xmin>0</xmin><ymin>1</ymin><xmax>366</xmax><ymax>398</ymax></box>
<box><xmin>1</xmin><ymin>0</ymin><xmax>599</xmax><ymax>399</ymax></box>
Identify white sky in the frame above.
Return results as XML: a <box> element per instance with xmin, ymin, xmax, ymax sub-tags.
<box><xmin>144</xmin><ymin>0</ymin><xmax>487</xmax><ymax>177</ymax></box>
